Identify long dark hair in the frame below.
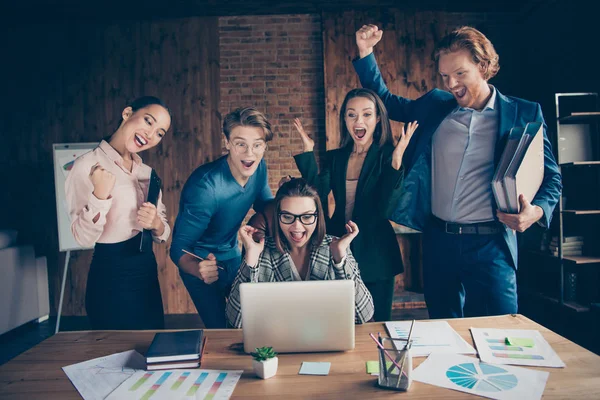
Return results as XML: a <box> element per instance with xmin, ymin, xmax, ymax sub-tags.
<box><xmin>272</xmin><ymin>178</ymin><xmax>326</xmax><ymax>254</ymax></box>
<box><xmin>106</xmin><ymin>96</ymin><xmax>172</xmax><ymax>140</ymax></box>
<box><xmin>339</xmin><ymin>88</ymin><xmax>393</xmax><ymax>148</ymax></box>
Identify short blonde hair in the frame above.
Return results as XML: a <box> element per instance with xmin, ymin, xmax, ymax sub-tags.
<box><xmin>222</xmin><ymin>107</ymin><xmax>274</xmax><ymax>141</ymax></box>
<box><xmin>434</xmin><ymin>26</ymin><xmax>500</xmax><ymax>80</ymax></box>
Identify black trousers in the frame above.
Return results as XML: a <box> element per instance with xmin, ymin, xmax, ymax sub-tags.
<box><xmin>86</xmin><ymin>232</ymin><xmax>165</xmax><ymax>330</ymax></box>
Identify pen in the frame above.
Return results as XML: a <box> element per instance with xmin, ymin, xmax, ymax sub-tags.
<box><xmin>396</xmin><ymin>319</ymin><xmax>415</xmax><ymax>388</ymax></box>
<box><xmin>378</xmin><ymin>332</ymin><xmax>388</xmax><ymax>379</ymax></box>
<box><xmin>369</xmin><ymin>333</ymin><xmax>404</xmax><ymax>373</ymax></box>
<box><xmin>182</xmin><ymin>249</ymin><xmax>225</xmax><ymax>270</ymax></box>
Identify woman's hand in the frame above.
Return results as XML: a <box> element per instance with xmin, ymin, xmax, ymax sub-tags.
<box><xmin>292</xmin><ymin>118</ymin><xmax>314</xmax><ymax>153</ymax></box>
<box><xmin>392</xmin><ymin>121</ymin><xmax>419</xmax><ymax>170</ymax></box>
<box><xmin>138</xmin><ymin>202</ymin><xmax>163</xmax><ymax>235</ymax></box>
<box><xmin>330</xmin><ymin>221</ymin><xmax>360</xmax><ymax>264</ymax></box>
<box><xmin>239</xmin><ymin>225</ymin><xmax>265</xmax><ymax>267</ymax></box>
<box><xmin>89</xmin><ymin>163</ymin><xmax>116</xmax><ymax>200</ymax></box>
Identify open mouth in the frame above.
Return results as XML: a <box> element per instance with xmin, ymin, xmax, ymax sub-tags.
<box><xmin>454</xmin><ymin>87</ymin><xmax>467</xmax><ymax>99</ymax></box>
<box><xmin>354</xmin><ymin>128</ymin><xmax>367</xmax><ymax>139</ymax></box>
<box><xmin>241</xmin><ymin>160</ymin><xmax>255</xmax><ymax>169</ymax></box>
<box><xmin>289</xmin><ymin>231</ymin><xmax>306</xmax><ymax>243</ymax></box>
<box><xmin>134</xmin><ymin>134</ymin><xmax>148</xmax><ymax>147</ymax></box>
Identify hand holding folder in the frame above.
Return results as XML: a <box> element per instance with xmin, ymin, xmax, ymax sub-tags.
<box><xmin>492</xmin><ymin>122</ymin><xmax>545</xmax><ymax>214</ymax></box>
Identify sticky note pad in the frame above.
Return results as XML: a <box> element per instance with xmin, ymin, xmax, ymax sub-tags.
<box><xmin>366</xmin><ymin>361</ymin><xmax>393</xmax><ymax>375</ymax></box>
<box><xmin>299</xmin><ymin>362</ymin><xmax>331</xmax><ymax>375</ymax></box>
<box><xmin>506</xmin><ymin>337</ymin><xmax>535</xmax><ymax>347</ymax></box>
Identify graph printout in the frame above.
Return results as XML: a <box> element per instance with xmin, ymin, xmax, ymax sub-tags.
<box><xmin>470</xmin><ymin>328</ymin><xmax>565</xmax><ymax>368</ymax></box>
<box><xmin>412</xmin><ymin>353</ymin><xmax>549</xmax><ymax>400</ymax></box>
<box><xmin>62</xmin><ymin>350</ymin><xmax>146</xmax><ymax>400</ymax></box>
<box><xmin>106</xmin><ymin>369</ymin><xmax>243</xmax><ymax>400</ymax></box>
<box><xmin>385</xmin><ymin>321</ymin><xmax>476</xmax><ymax>357</ymax></box>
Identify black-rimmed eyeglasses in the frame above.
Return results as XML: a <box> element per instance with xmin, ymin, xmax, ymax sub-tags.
<box><xmin>278</xmin><ymin>212</ymin><xmax>318</xmax><ymax>225</ymax></box>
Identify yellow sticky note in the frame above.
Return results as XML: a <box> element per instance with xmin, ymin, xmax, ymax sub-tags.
<box><xmin>505</xmin><ymin>337</ymin><xmax>535</xmax><ymax>347</ymax></box>
<box><xmin>366</xmin><ymin>361</ymin><xmax>392</xmax><ymax>374</ymax></box>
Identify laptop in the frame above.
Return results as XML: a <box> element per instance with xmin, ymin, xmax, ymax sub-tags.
<box><xmin>240</xmin><ymin>280</ymin><xmax>355</xmax><ymax>353</ymax></box>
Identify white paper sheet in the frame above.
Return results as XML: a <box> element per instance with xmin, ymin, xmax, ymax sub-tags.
<box><xmin>106</xmin><ymin>369</ymin><xmax>243</xmax><ymax>400</ymax></box>
<box><xmin>62</xmin><ymin>350</ymin><xmax>147</xmax><ymax>400</ymax></box>
<box><xmin>470</xmin><ymin>328</ymin><xmax>565</xmax><ymax>368</ymax></box>
<box><xmin>412</xmin><ymin>353</ymin><xmax>549</xmax><ymax>400</ymax></box>
<box><xmin>385</xmin><ymin>321</ymin><xmax>476</xmax><ymax>357</ymax></box>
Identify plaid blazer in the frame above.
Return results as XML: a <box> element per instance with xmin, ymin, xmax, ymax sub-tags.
<box><xmin>226</xmin><ymin>235</ymin><xmax>374</xmax><ymax>328</ymax></box>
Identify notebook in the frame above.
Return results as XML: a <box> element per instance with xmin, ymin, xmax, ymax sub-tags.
<box><xmin>145</xmin><ymin>330</ymin><xmax>204</xmax><ymax>364</ymax></box>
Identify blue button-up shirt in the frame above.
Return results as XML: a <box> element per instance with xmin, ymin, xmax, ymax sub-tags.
<box><xmin>431</xmin><ymin>86</ymin><xmax>498</xmax><ymax>223</ymax></box>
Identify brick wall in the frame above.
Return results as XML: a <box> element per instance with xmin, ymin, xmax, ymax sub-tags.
<box><xmin>219</xmin><ymin>14</ymin><xmax>326</xmax><ymax>192</ymax></box>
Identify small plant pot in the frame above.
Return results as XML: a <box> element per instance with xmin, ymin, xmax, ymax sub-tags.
<box><xmin>252</xmin><ymin>357</ymin><xmax>278</xmax><ymax>379</ymax></box>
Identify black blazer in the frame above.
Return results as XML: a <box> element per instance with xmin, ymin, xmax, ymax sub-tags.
<box><xmin>294</xmin><ymin>143</ymin><xmax>404</xmax><ymax>282</ymax></box>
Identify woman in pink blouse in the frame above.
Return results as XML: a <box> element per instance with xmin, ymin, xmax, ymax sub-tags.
<box><xmin>65</xmin><ymin>96</ymin><xmax>171</xmax><ymax>330</ymax></box>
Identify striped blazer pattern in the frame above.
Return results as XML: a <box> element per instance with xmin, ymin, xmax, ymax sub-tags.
<box><xmin>226</xmin><ymin>235</ymin><xmax>374</xmax><ymax>328</ymax></box>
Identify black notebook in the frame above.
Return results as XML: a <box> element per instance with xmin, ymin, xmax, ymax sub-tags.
<box><xmin>146</xmin><ymin>330</ymin><xmax>204</xmax><ymax>363</ymax></box>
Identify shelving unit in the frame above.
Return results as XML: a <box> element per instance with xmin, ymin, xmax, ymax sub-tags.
<box><xmin>519</xmin><ymin>94</ymin><xmax>599</xmax><ymax>348</ymax></box>
<box><xmin>554</xmin><ymin>93</ymin><xmax>600</xmax><ymax>310</ymax></box>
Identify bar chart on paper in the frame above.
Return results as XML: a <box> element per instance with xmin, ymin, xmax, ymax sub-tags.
<box><xmin>106</xmin><ymin>369</ymin><xmax>243</xmax><ymax>400</ymax></box>
<box><xmin>385</xmin><ymin>321</ymin><xmax>476</xmax><ymax>357</ymax></box>
<box><xmin>470</xmin><ymin>328</ymin><xmax>565</xmax><ymax>368</ymax></box>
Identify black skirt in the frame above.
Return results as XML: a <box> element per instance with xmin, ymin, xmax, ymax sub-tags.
<box><xmin>86</xmin><ymin>232</ymin><xmax>164</xmax><ymax>330</ymax></box>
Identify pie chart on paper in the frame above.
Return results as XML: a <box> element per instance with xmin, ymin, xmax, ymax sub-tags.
<box><xmin>446</xmin><ymin>362</ymin><xmax>518</xmax><ymax>392</ymax></box>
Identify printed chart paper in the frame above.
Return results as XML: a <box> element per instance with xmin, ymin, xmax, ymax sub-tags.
<box><xmin>106</xmin><ymin>369</ymin><xmax>243</xmax><ymax>400</ymax></box>
<box><xmin>62</xmin><ymin>350</ymin><xmax>146</xmax><ymax>400</ymax></box>
<box><xmin>385</xmin><ymin>321</ymin><xmax>476</xmax><ymax>357</ymax></box>
<box><xmin>470</xmin><ymin>328</ymin><xmax>565</xmax><ymax>368</ymax></box>
<box><xmin>412</xmin><ymin>353</ymin><xmax>549</xmax><ymax>400</ymax></box>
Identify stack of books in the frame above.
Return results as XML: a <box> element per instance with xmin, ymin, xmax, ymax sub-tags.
<box><xmin>145</xmin><ymin>330</ymin><xmax>206</xmax><ymax>371</ymax></box>
<box><xmin>550</xmin><ymin>236</ymin><xmax>584</xmax><ymax>257</ymax></box>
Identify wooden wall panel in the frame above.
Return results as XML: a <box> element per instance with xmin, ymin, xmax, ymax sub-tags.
<box><xmin>322</xmin><ymin>9</ymin><xmax>495</xmax><ymax>148</ymax></box>
<box><xmin>1</xmin><ymin>17</ymin><xmax>220</xmax><ymax>316</ymax></box>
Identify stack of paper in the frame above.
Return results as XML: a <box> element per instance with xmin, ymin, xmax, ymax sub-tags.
<box><xmin>385</xmin><ymin>321</ymin><xmax>476</xmax><ymax>357</ymax></box>
<box><xmin>492</xmin><ymin>122</ymin><xmax>544</xmax><ymax>213</ymax></box>
<box><xmin>549</xmin><ymin>235</ymin><xmax>584</xmax><ymax>256</ymax></box>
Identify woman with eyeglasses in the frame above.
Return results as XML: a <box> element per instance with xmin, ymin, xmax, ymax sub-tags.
<box><xmin>293</xmin><ymin>88</ymin><xmax>418</xmax><ymax>322</ymax></box>
<box><xmin>225</xmin><ymin>178</ymin><xmax>374</xmax><ymax>328</ymax></box>
<box><xmin>170</xmin><ymin>107</ymin><xmax>274</xmax><ymax>328</ymax></box>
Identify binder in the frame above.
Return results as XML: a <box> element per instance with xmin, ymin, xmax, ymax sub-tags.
<box><xmin>139</xmin><ymin>169</ymin><xmax>162</xmax><ymax>252</ymax></box>
<box><xmin>492</xmin><ymin>122</ymin><xmax>545</xmax><ymax>213</ymax></box>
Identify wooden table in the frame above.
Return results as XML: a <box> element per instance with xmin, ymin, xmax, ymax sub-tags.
<box><xmin>1</xmin><ymin>314</ymin><xmax>599</xmax><ymax>399</ymax></box>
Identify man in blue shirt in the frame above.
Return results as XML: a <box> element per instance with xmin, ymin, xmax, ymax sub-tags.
<box><xmin>353</xmin><ymin>25</ymin><xmax>561</xmax><ymax>318</ymax></box>
<box><xmin>170</xmin><ymin>107</ymin><xmax>273</xmax><ymax>328</ymax></box>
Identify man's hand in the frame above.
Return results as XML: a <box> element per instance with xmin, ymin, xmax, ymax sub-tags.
<box><xmin>198</xmin><ymin>253</ymin><xmax>220</xmax><ymax>285</ymax></box>
<box><xmin>356</xmin><ymin>24</ymin><xmax>383</xmax><ymax>59</ymax></box>
<box><xmin>497</xmin><ymin>194</ymin><xmax>544</xmax><ymax>232</ymax></box>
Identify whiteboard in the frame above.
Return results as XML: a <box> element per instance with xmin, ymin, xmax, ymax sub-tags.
<box><xmin>53</xmin><ymin>143</ymin><xmax>98</xmax><ymax>252</ymax></box>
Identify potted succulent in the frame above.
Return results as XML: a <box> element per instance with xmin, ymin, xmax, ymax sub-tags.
<box><xmin>251</xmin><ymin>346</ymin><xmax>278</xmax><ymax>379</ymax></box>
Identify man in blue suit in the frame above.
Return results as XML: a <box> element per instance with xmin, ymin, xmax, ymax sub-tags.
<box><xmin>353</xmin><ymin>25</ymin><xmax>562</xmax><ymax>318</ymax></box>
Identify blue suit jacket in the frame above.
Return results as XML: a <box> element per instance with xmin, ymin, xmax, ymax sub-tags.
<box><xmin>354</xmin><ymin>54</ymin><xmax>562</xmax><ymax>267</ymax></box>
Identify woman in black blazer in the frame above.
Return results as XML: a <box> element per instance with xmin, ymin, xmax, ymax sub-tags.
<box><xmin>293</xmin><ymin>88</ymin><xmax>417</xmax><ymax>321</ymax></box>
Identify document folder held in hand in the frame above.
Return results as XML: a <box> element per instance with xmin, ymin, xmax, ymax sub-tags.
<box><xmin>492</xmin><ymin>122</ymin><xmax>544</xmax><ymax>213</ymax></box>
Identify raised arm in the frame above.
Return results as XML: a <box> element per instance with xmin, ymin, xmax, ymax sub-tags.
<box><xmin>292</xmin><ymin>118</ymin><xmax>333</xmax><ymax>201</ymax></box>
<box><xmin>353</xmin><ymin>25</ymin><xmax>416</xmax><ymax>123</ymax></box>
<box><xmin>329</xmin><ymin>222</ymin><xmax>375</xmax><ymax>323</ymax></box>
<box><xmin>226</xmin><ymin>227</ymin><xmax>270</xmax><ymax>328</ymax></box>
<box><xmin>65</xmin><ymin>160</ymin><xmax>115</xmax><ymax>248</ymax></box>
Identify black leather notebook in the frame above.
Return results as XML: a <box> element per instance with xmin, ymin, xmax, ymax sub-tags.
<box><xmin>146</xmin><ymin>330</ymin><xmax>204</xmax><ymax>363</ymax></box>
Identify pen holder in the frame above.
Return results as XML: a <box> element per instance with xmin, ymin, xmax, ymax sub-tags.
<box><xmin>377</xmin><ymin>337</ymin><xmax>412</xmax><ymax>391</ymax></box>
